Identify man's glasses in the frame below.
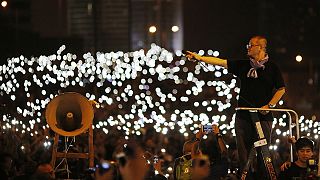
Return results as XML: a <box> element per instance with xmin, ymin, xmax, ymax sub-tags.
<box><xmin>246</xmin><ymin>44</ymin><xmax>260</xmax><ymax>49</ymax></box>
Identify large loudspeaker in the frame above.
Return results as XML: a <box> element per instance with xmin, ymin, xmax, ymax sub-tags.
<box><xmin>46</xmin><ymin>92</ymin><xmax>94</xmax><ymax>137</ymax></box>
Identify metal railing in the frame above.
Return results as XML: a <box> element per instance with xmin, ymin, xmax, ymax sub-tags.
<box><xmin>235</xmin><ymin>107</ymin><xmax>300</xmax><ymax>162</ymax></box>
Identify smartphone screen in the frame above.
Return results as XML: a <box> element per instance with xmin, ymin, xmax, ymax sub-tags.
<box><xmin>96</xmin><ymin>161</ymin><xmax>111</xmax><ymax>175</ymax></box>
<box><xmin>202</xmin><ymin>125</ymin><xmax>212</xmax><ymax>134</ymax></box>
<box><xmin>153</xmin><ymin>155</ymin><xmax>159</xmax><ymax>164</ymax></box>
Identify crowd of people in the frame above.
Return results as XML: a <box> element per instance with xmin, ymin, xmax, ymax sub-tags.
<box><xmin>0</xmin><ymin>122</ymin><xmax>318</xmax><ymax>180</ymax></box>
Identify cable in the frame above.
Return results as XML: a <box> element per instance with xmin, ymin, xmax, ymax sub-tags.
<box><xmin>54</xmin><ymin>136</ymin><xmax>75</xmax><ymax>177</ymax></box>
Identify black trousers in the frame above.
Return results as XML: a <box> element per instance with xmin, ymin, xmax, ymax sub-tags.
<box><xmin>235</xmin><ymin>115</ymin><xmax>273</xmax><ymax>179</ymax></box>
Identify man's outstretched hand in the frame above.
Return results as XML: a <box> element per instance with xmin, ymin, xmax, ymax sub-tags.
<box><xmin>183</xmin><ymin>50</ymin><xmax>201</xmax><ymax>62</ymax></box>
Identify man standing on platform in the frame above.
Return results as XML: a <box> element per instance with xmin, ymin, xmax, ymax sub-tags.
<box><xmin>185</xmin><ymin>35</ymin><xmax>286</xmax><ymax>178</ymax></box>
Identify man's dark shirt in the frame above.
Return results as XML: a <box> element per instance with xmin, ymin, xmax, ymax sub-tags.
<box><xmin>227</xmin><ymin>60</ymin><xmax>285</xmax><ymax>121</ymax></box>
<box><xmin>278</xmin><ymin>162</ymin><xmax>307</xmax><ymax>180</ymax></box>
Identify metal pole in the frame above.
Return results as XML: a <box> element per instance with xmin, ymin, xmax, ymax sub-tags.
<box><xmin>235</xmin><ymin>107</ymin><xmax>300</xmax><ymax>162</ymax></box>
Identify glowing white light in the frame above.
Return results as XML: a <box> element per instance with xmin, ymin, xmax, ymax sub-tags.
<box><xmin>1</xmin><ymin>1</ymin><xmax>7</xmax><ymax>8</ymax></box>
<box><xmin>1</xmin><ymin>44</ymin><xmax>315</xmax><ymax>141</ymax></box>
<box><xmin>279</xmin><ymin>100</ymin><xmax>284</xmax><ymax>105</ymax></box>
<box><xmin>149</xmin><ymin>26</ymin><xmax>157</xmax><ymax>33</ymax></box>
<box><xmin>295</xmin><ymin>55</ymin><xmax>302</xmax><ymax>62</ymax></box>
<box><xmin>213</xmin><ymin>51</ymin><xmax>220</xmax><ymax>57</ymax></box>
<box><xmin>171</xmin><ymin>26</ymin><xmax>179</xmax><ymax>32</ymax></box>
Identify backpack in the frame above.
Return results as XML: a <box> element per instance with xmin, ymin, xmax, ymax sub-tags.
<box><xmin>175</xmin><ymin>154</ymin><xmax>193</xmax><ymax>180</ymax></box>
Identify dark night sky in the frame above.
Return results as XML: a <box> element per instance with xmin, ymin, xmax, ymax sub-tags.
<box><xmin>183</xmin><ymin>0</ymin><xmax>320</xmax><ymax>64</ymax></box>
<box><xmin>0</xmin><ymin>0</ymin><xmax>319</xmax><ymax>62</ymax></box>
<box><xmin>184</xmin><ymin>0</ymin><xmax>259</xmax><ymax>58</ymax></box>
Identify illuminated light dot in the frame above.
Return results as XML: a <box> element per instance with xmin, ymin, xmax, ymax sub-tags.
<box><xmin>273</xmin><ymin>145</ymin><xmax>278</xmax><ymax>150</ymax></box>
<box><xmin>295</xmin><ymin>55</ymin><xmax>302</xmax><ymax>62</ymax></box>
<box><xmin>194</xmin><ymin>102</ymin><xmax>199</xmax><ymax>107</ymax></box>
<box><xmin>149</xmin><ymin>26</ymin><xmax>157</xmax><ymax>33</ymax></box>
<box><xmin>215</xmin><ymin>71</ymin><xmax>222</xmax><ymax>77</ymax></box>
<box><xmin>202</xmin><ymin>101</ymin><xmax>208</xmax><ymax>106</ymax></box>
<box><xmin>207</xmin><ymin>50</ymin><xmax>213</xmax><ymax>55</ymax></box>
<box><xmin>1</xmin><ymin>1</ymin><xmax>7</xmax><ymax>8</ymax></box>
<box><xmin>279</xmin><ymin>100</ymin><xmax>284</xmax><ymax>105</ymax></box>
<box><xmin>213</xmin><ymin>51</ymin><xmax>220</xmax><ymax>57</ymax></box>
<box><xmin>198</xmin><ymin>50</ymin><xmax>205</xmax><ymax>56</ymax></box>
<box><xmin>171</xmin><ymin>25</ymin><xmax>179</xmax><ymax>32</ymax></box>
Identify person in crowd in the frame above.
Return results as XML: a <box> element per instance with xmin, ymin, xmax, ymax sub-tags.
<box><xmin>94</xmin><ymin>160</ymin><xmax>116</xmax><ymax>180</ymax></box>
<box><xmin>173</xmin><ymin>139</ymin><xmax>200</xmax><ymax>180</ymax></box>
<box><xmin>185</xmin><ymin>35</ymin><xmax>286</xmax><ymax>178</ymax></box>
<box><xmin>191</xmin><ymin>154</ymin><xmax>210</xmax><ymax>180</ymax></box>
<box><xmin>196</xmin><ymin>124</ymin><xmax>229</xmax><ymax>179</ymax></box>
<box><xmin>143</xmin><ymin>151</ymin><xmax>167</xmax><ymax>180</ymax></box>
<box><xmin>116</xmin><ymin>140</ymin><xmax>149</xmax><ymax>180</ymax></box>
<box><xmin>13</xmin><ymin>160</ymin><xmax>38</xmax><ymax>180</ymax></box>
<box><xmin>95</xmin><ymin>140</ymin><xmax>149</xmax><ymax>180</ymax></box>
<box><xmin>0</xmin><ymin>153</ymin><xmax>14</xmax><ymax>180</ymax></box>
<box><xmin>278</xmin><ymin>137</ymin><xmax>315</xmax><ymax>179</ymax></box>
<box><xmin>30</xmin><ymin>163</ymin><xmax>55</xmax><ymax>180</ymax></box>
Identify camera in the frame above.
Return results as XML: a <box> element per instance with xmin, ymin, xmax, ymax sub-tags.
<box><xmin>153</xmin><ymin>155</ymin><xmax>159</xmax><ymax>164</ymax></box>
<box><xmin>307</xmin><ymin>159</ymin><xmax>317</xmax><ymax>170</ymax></box>
<box><xmin>88</xmin><ymin>161</ymin><xmax>112</xmax><ymax>175</ymax></box>
<box><xmin>306</xmin><ymin>159</ymin><xmax>318</xmax><ymax>178</ymax></box>
<box><xmin>201</xmin><ymin>125</ymin><xmax>213</xmax><ymax>134</ymax></box>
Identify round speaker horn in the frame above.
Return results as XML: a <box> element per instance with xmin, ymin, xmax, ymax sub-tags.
<box><xmin>46</xmin><ymin>92</ymin><xmax>94</xmax><ymax>136</ymax></box>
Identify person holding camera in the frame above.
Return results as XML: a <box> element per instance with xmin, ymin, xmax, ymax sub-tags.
<box><xmin>173</xmin><ymin>139</ymin><xmax>200</xmax><ymax>180</ymax></box>
<box><xmin>195</xmin><ymin>124</ymin><xmax>228</xmax><ymax>179</ymax></box>
<box><xmin>173</xmin><ymin>124</ymin><xmax>228</xmax><ymax>180</ymax></box>
<box><xmin>278</xmin><ymin>137</ymin><xmax>315</xmax><ymax>179</ymax></box>
<box><xmin>95</xmin><ymin>140</ymin><xmax>148</xmax><ymax>180</ymax></box>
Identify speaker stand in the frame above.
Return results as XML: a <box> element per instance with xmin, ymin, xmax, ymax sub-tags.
<box><xmin>51</xmin><ymin>125</ymin><xmax>94</xmax><ymax>171</ymax></box>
